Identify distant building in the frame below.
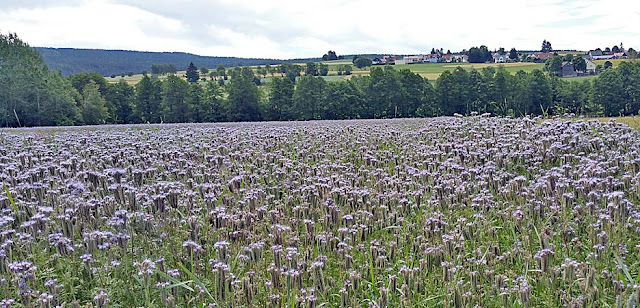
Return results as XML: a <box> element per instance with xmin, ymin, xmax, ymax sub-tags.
<box><xmin>584</xmin><ymin>58</ymin><xmax>597</xmax><ymax>74</ymax></box>
<box><xmin>587</xmin><ymin>50</ymin><xmax>603</xmax><ymax>59</ymax></box>
<box><xmin>426</xmin><ymin>54</ymin><xmax>440</xmax><ymax>63</ymax></box>
<box><xmin>587</xmin><ymin>50</ymin><xmax>616</xmax><ymax>60</ymax></box>
<box><xmin>533</xmin><ymin>52</ymin><xmax>554</xmax><ymax>61</ymax></box>
<box><xmin>443</xmin><ymin>54</ymin><xmax>467</xmax><ymax>63</ymax></box>
<box><xmin>561</xmin><ymin>63</ymin><xmax>577</xmax><ymax>77</ymax></box>
<box><xmin>395</xmin><ymin>55</ymin><xmax>424</xmax><ymax>65</ymax></box>
<box><xmin>614</xmin><ymin>52</ymin><xmax>627</xmax><ymax>59</ymax></box>
<box><xmin>492</xmin><ymin>53</ymin><xmax>509</xmax><ymax>63</ymax></box>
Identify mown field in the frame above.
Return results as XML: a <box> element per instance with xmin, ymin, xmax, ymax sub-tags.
<box><xmin>2</xmin><ymin>116</ymin><xmax>640</xmax><ymax>307</ymax></box>
<box><xmin>359</xmin><ymin>62</ymin><xmax>543</xmax><ymax>80</ymax></box>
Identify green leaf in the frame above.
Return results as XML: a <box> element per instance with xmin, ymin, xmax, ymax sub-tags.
<box><xmin>177</xmin><ymin>262</ymin><xmax>215</xmax><ymax>301</ymax></box>
<box><xmin>3</xmin><ymin>181</ymin><xmax>18</xmax><ymax>215</ymax></box>
<box><xmin>156</xmin><ymin>270</ymin><xmax>195</xmax><ymax>292</ymax></box>
<box><xmin>615</xmin><ymin>253</ymin><xmax>633</xmax><ymax>285</ymax></box>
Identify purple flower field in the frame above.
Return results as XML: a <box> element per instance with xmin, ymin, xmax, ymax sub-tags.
<box><xmin>2</xmin><ymin>117</ymin><xmax>640</xmax><ymax>307</ymax></box>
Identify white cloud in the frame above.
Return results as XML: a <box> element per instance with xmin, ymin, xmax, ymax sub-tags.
<box><xmin>1</xmin><ymin>0</ymin><xmax>640</xmax><ymax>59</ymax></box>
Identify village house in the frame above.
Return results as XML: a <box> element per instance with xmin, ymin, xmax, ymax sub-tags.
<box><xmin>492</xmin><ymin>53</ymin><xmax>509</xmax><ymax>63</ymax></box>
<box><xmin>584</xmin><ymin>58</ymin><xmax>597</xmax><ymax>74</ymax></box>
<box><xmin>561</xmin><ymin>62</ymin><xmax>577</xmax><ymax>77</ymax></box>
<box><xmin>532</xmin><ymin>52</ymin><xmax>554</xmax><ymax>62</ymax></box>
<box><xmin>426</xmin><ymin>54</ymin><xmax>440</xmax><ymax>63</ymax></box>
<box><xmin>442</xmin><ymin>54</ymin><xmax>468</xmax><ymax>63</ymax></box>
<box><xmin>614</xmin><ymin>52</ymin><xmax>627</xmax><ymax>59</ymax></box>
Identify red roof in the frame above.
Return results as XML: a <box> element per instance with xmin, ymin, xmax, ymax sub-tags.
<box><xmin>535</xmin><ymin>52</ymin><xmax>554</xmax><ymax>60</ymax></box>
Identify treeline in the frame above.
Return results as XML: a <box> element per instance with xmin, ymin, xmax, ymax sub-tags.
<box><xmin>3</xmin><ymin>33</ymin><xmax>640</xmax><ymax>127</ymax></box>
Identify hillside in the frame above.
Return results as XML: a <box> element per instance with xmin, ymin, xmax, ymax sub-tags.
<box><xmin>35</xmin><ymin>47</ymin><xmax>320</xmax><ymax>76</ymax></box>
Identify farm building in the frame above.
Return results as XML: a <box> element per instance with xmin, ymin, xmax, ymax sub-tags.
<box><xmin>561</xmin><ymin>63</ymin><xmax>577</xmax><ymax>77</ymax></box>
<box><xmin>395</xmin><ymin>55</ymin><xmax>424</xmax><ymax>65</ymax></box>
<box><xmin>587</xmin><ymin>50</ymin><xmax>603</xmax><ymax>59</ymax></box>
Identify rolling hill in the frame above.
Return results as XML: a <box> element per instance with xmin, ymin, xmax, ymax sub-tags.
<box><xmin>35</xmin><ymin>47</ymin><xmax>320</xmax><ymax>76</ymax></box>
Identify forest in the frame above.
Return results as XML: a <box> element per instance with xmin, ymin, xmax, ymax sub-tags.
<box><xmin>2</xmin><ymin>33</ymin><xmax>640</xmax><ymax>127</ymax></box>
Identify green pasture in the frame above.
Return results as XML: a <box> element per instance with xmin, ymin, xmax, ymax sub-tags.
<box><xmin>593</xmin><ymin>58</ymin><xmax>639</xmax><ymax>68</ymax></box>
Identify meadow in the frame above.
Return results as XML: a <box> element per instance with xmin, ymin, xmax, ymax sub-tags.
<box><xmin>351</xmin><ymin>62</ymin><xmax>544</xmax><ymax>81</ymax></box>
<box><xmin>2</xmin><ymin>116</ymin><xmax>640</xmax><ymax>307</ymax></box>
<box><xmin>106</xmin><ymin>61</ymin><xmax>545</xmax><ymax>85</ymax></box>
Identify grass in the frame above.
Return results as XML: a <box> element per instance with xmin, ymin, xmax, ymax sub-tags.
<box><xmin>106</xmin><ymin>71</ymin><xmax>187</xmax><ymax>85</ymax></box>
<box><xmin>565</xmin><ymin>75</ymin><xmax>599</xmax><ymax>83</ymax></box>
<box><xmin>348</xmin><ymin>62</ymin><xmax>545</xmax><ymax>81</ymax></box>
<box><xmin>593</xmin><ymin>58</ymin><xmax>639</xmax><ymax>68</ymax></box>
<box><xmin>600</xmin><ymin>116</ymin><xmax>640</xmax><ymax>130</ymax></box>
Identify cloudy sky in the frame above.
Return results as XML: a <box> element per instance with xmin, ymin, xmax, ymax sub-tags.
<box><xmin>1</xmin><ymin>0</ymin><xmax>639</xmax><ymax>59</ymax></box>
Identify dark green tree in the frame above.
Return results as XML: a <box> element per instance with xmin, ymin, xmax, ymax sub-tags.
<box><xmin>161</xmin><ymin>74</ymin><xmax>190</xmax><ymax>122</ymax></box>
<box><xmin>366</xmin><ymin>67</ymin><xmax>404</xmax><ymax>118</ymax></box>
<box><xmin>185</xmin><ymin>62</ymin><xmax>200</xmax><ymax>83</ymax></box>
<box><xmin>200</xmin><ymin>67</ymin><xmax>209</xmax><ymax>76</ymax></box>
<box><xmin>186</xmin><ymin>83</ymin><xmax>204</xmax><ymax>122</ymax></box>
<box><xmin>509</xmin><ymin>48</ymin><xmax>519</xmax><ymax>60</ymax></box>
<box><xmin>267</xmin><ymin>77</ymin><xmax>295</xmax><ymax>121</ymax></box>
<box><xmin>527</xmin><ymin>69</ymin><xmax>552</xmax><ymax>115</ymax></box>
<box><xmin>541</xmin><ymin>40</ymin><xmax>552</xmax><ymax>52</ymax></box>
<box><xmin>104</xmin><ymin>79</ymin><xmax>135</xmax><ymax>123</ymax></box>
<box><xmin>81</xmin><ymin>81</ymin><xmax>109</xmax><ymax>125</ymax></box>
<box><xmin>324</xmin><ymin>80</ymin><xmax>366</xmax><ymax>119</ymax></box>
<box><xmin>397</xmin><ymin>69</ymin><xmax>430</xmax><ymax>117</ymax></box>
<box><xmin>134</xmin><ymin>74</ymin><xmax>162</xmax><ymax>123</ymax></box>
<box><xmin>489</xmin><ymin>68</ymin><xmax>512</xmax><ymax>115</ymax></box>
<box><xmin>285</xmin><ymin>64</ymin><xmax>302</xmax><ymax>83</ymax></box>
<box><xmin>554</xmin><ymin>79</ymin><xmax>590</xmax><ymax>115</ymax></box>
<box><xmin>305</xmin><ymin>62</ymin><xmax>318</xmax><ymax>76</ymax></box>
<box><xmin>544</xmin><ymin>56</ymin><xmax>563</xmax><ymax>76</ymax></box>
<box><xmin>293</xmin><ymin>75</ymin><xmax>327</xmax><ymax>120</ymax></box>
<box><xmin>68</xmin><ymin>73</ymin><xmax>109</xmax><ymax>95</ymax></box>
<box><xmin>354</xmin><ymin>57</ymin><xmax>373</xmax><ymax>69</ymax></box>
<box><xmin>0</xmin><ymin>32</ymin><xmax>80</xmax><ymax>127</ymax></box>
<box><xmin>318</xmin><ymin>63</ymin><xmax>329</xmax><ymax>76</ymax></box>
<box><xmin>591</xmin><ymin>68</ymin><xmax>624</xmax><ymax>116</ymax></box>
<box><xmin>226</xmin><ymin>69</ymin><xmax>261</xmax><ymax>121</ymax></box>
<box><xmin>571</xmin><ymin>57</ymin><xmax>587</xmax><ymax>72</ymax></box>
<box><xmin>323</xmin><ymin>50</ymin><xmax>338</xmax><ymax>61</ymax></box>
<box><xmin>604</xmin><ymin>61</ymin><xmax>613</xmax><ymax>70</ymax></box>
<box><xmin>616</xmin><ymin>61</ymin><xmax>640</xmax><ymax>115</ymax></box>
<box><xmin>217</xmin><ymin>65</ymin><xmax>227</xmax><ymax>80</ymax></box>
<box><xmin>200</xmin><ymin>80</ymin><xmax>225</xmax><ymax>122</ymax></box>
<box><xmin>467</xmin><ymin>69</ymin><xmax>490</xmax><ymax>113</ymax></box>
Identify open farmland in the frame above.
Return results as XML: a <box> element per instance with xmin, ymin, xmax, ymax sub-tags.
<box><xmin>2</xmin><ymin>117</ymin><xmax>640</xmax><ymax>307</ymax></box>
<box><xmin>350</xmin><ymin>62</ymin><xmax>544</xmax><ymax>81</ymax></box>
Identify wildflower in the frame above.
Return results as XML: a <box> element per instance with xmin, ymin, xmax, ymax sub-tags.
<box><xmin>94</xmin><ymin>290</ymin><xmax>109</xmax><ymax>308</ymax></box>
<box><xmin>135</xmin><ymin>259</ymin><xmax>157</xmax><ymax>277</ymax></box>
